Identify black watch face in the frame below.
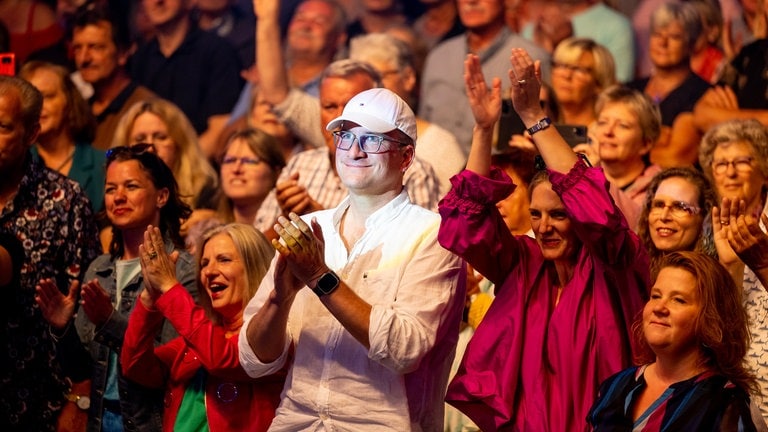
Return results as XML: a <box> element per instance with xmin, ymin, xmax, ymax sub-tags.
<box><xmin>316</xmin><ymin>272</ymin><xmax>340</xmax><ymax>295</ymax></box>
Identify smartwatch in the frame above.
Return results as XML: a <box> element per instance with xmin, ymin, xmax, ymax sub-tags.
<box><xmin>66</xmin><ymin>393</ymin><xmax>91</xmax><ymax>410</ymax></box>
<box><xmin>312</xmin><ymin>271</ymin><xmax>340</xmax><ymax>297</ymax></box>
<box><xmin>526</xmin><ymin>117</ymin><xmax>552</xmax><ymax>136</ymax></box>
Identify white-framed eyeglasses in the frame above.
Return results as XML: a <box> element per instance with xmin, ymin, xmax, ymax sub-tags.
<box><xmin>712</xmin><ymin>156</ymin><xmax>754</xmax><ymax>175</ymax></box>
<box><xmin>649</xmin><ymin>199</ymin><xmax>701</xmax><ymax>218</ymax></box>
<box><xmin>332</xmin><ymin>130</ymin><xmax>410</xmax><ymax>154</ymax></box>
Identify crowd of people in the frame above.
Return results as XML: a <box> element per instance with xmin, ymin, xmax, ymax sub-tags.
<box><xmin>1</xmin><ymin>0</ymin><xmax>768</xmax><ymax>431</ymax></box>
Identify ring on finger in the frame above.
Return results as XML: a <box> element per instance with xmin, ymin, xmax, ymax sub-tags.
<box><xmin>148</xmin><ymin>251</ymin><xmax>158</xmax><ymax>260</ymax></box>
<box><xmin>721</xmin><ymin>220</ymin><xmax>730</xmax><ymax>226</ymax></box>
<box><xmin>517</xmin><ymin>79</ymin><xmax>526</xmax><ymax>85</ymax></box>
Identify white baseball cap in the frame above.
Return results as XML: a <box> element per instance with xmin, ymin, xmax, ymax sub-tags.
<box><xmin>325</xmin><ymin>88</ymin><xmax>417</xmax><ymax>143</ymax></box>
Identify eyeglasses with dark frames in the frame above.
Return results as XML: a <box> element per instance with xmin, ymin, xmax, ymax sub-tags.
<box><xmin>332</xmin><ymin>130</ymin><xmax>410</xmax><ymax>154</ymax></box>
<box><xmin>712</xmin><ymin>156</ymin><xmax>754</xmax><ymax>175</ymax></box>
<box><xmin>221</xmin><ymin>155</ymin><xmax>262</xmax><ymax>167</ymax></box>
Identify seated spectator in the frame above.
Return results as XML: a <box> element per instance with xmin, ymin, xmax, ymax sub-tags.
<box><xmin>413</xmin><ymin>0</ymin><xmax>464</xmax><ymax>50</ymax></box>
<box><xmin>122</xmin><ymin>223</ymin><xmax>285</xmax><ymax>431</ymax></box>
<box><xmin>35</xmin><ymin>147</ymin><xmax>198</xmax><ymax>431</ymax></box>
<box><xmin>574</xmin><ymin>85</ymin><xmax>662</xmax><ymax>230</ymax></box>
<box><xmin>521</xmin><ymin>0</ymin><xmax>634</xmax><ymax>82</ymax></box>
<box><xmin>420</xmin><ymin>0</ymin><xmax>550</xmax><ymax>152</ymax></box>
<box><xmin>637</xmin><ymin>167</ymin><xmax>718</xmax><ymax>274</ymax></box>
<box><xmin>130</xmin><ymin>0</ymin><xmax>243</xmax><ymax>157</ymax></box>
<box><xmin>349</xmin><ymin>32</ymin><xmax>466</xmax><ymax>194</ymax></box>
<box><xmin>19</xmin><ymin>60</ymin><xmax>105</xmax><ymax>211</ymax></box>
<box><xmin>70</xmin><ymin>2</ymin><xmax>157</xmax><ymax>150</ymax></box>
<box><xmin>699</xmin><ymin>119</ymin><xmax>768</xmax><ymax>425</ymax></box>
<box><xmin>439</xmin><ymin>49</ymin><xmax>648</xmax><ymax>431</ymax></box>
<box><xmin>223</xmin><ymin>83</ymin><xmax>311</xmax><ymax>162</ymax></box>
<box><xmin>550</xmin><ymin>37</ymin><xmax>616</xmax><ymax>127</ymax></box>
<box><xmin>194</xmin><ymin>0</ymin><xmax>256</xmax><ymax>69</ymax></box>
<box><xmin>689</xmin><ymin>0</ymin><xmax>728</xmax><ymax>84</ymax></box>
<box><xmin>0</xmin><ymin>0</ymin><xmax>63</xmax><ymax>64</ymax></box>
<box><xmin>227</xmin><ymin>0</ymin><xmax>348</xmax><ymax>124</ymax></box>
<box><xmin>588</xmin><ymin>251</ymin><xmax>758</xmax><ymax>430</ymax></box>
<box><xmin>346</xmin><ymin>0</ymin><xmax>408</xmax><ymax>40</ymax></box>
<box><xmin>112</xmin><ymin>98</ymin><xmax>220</xmax><ymax>235</ymax></box>
<box><xmin>0</xmin><ymin>75</ymin><xmax>100</xmax><ymax>432</ymax></box>
<box><xmin>693</xmin><ymin>36</ymin><xmax>768</xmax><ymax>132</ymax></box>
<box><xmin>217</xmin><ymin>129</ymin><xmax>286</xmax><ymax>227</ymax></box>
<box><xmin>628</xmin><ymin>2</ymin><xmax>711</xmax><ymax>167</ymax></box>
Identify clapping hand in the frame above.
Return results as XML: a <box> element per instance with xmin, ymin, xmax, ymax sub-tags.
<box><xmin>713</xmin><ymin>197</ymin><xmax>768</xmax><ymax>272</ymax></box>
<box><xmin>35</xmin><ymin>278</ymin><xmax>80</xmax><ymax>330</ymax></box>
<box><xmin>464</xmin><ymin>53</ymin><xmax>501</xmax><ymax>130</ymax></box>
<box><xmin>273</xmin><ymin>212</ymin><xmax>328</xmax><ymax>291</ymax></box>
<box><xmin>139</xmin><ymin>225</ymin><xmax>179</xmax><ymax>298</ymax></box>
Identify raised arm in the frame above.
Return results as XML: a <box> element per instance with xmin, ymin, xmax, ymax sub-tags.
<box><xmin>508</xmin><ymin>48</ymin><xmax>578</xmax><ymax>173</ymax></box>
<box><xmin>254</xmin><ymin>0</ymin><xmax>290</xmax><ymax>106</ymax></box>
<box><xmin>464</xmin><ymin>53</ymin><xmax>502</xmax><ymax>178</ymax></box>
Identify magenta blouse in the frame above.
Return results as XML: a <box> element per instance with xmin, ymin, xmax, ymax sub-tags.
<box><xmin>438</xmin><ymin>161</ymin><xmax>649</xmax><ymax>432</ymax></box>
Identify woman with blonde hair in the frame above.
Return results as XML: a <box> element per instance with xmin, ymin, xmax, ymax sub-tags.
<box><xmin>550</xmin><ymin>37</ymin><xmax>616</xmax><ymax>127</ymax></box>
<box><xmin>112</xmin><ymin>98</ymin><xmax>219</xmax><ymax>211</ymax></box>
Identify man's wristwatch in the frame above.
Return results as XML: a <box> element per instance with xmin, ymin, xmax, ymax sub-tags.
<box><xmin>65</xmin><ymin>393</ymin><xmax>91</xmax><ymax>410</ymax></box>
<box><xmin>312</xmin><ymin>271</ymin><xmax>340</xmax><ymax>297</ymax></box>
<box><xmin>527</xmin><ymin>117</ymin><xmax>552</xmax><ymax>136</ymax></box>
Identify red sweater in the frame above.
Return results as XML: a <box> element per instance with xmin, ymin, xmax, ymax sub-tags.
<box><xmin>122</xmin><ymin>284</ymin><xmax>286</xmax><ymax>432</ymax></box>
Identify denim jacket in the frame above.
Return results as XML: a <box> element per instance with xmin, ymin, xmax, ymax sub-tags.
<box><xmin>73</xmin><ymin>238</ymin><xmax>197</xmax><ymax>432</ymax></box>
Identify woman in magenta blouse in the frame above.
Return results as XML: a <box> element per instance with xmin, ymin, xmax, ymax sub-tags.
<box><xmin>438</xmin><ymin>49</ymin><xmax>649</xmax><ymax>431</ymax></box>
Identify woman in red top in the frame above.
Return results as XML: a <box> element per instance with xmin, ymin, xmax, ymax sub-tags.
<box><xmin>122</xmin><ymin>223</ymin><xmax>286</xmax><ymax>432</ymax></box>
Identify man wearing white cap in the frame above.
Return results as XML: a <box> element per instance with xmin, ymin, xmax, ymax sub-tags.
<box><xmin>238</xmin><ymin>87</ymin><xmax>466</xmax><ymax>431</ymax></box>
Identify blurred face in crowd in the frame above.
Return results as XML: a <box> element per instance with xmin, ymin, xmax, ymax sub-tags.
<box><xmin>0</xmin><ymin>88</ymin><xmax>35</xmax><ymax>172</ymax></box>
<box><xmin>551</xmin><ymin>52</ymin><xmax>599</xmax><ymax>107</ymax></box>
<box><xmin>26</xmin><ymin>68</ymin><xmax>67</xmax><ymax>138</ymax></box>
<box><xmin>361</xmin><ymin>58</ymin><xmax>414</xmax><ymax>103</ymax></box>
<box><xmin>220</xmin><ymin>138</ymin><xmax>277</xmax><ymax>207</ymax></box>
<box><xmin>199</xmin><ymin>233</ymin><xmax>247</xmax><ymax>318</ymax></box>
<box><xmin>496</xmin><ymin>169</ymin><xmax>531</xmax><ymax>235</ymax></box>
<box><xmin>196</xmin><ymin>0</ymin><xmax>230</xmax><ymax>13</ymax></box>
<box><xmin>643</xmin><ymin>266</ymin><xmax>701</xmax><ymax>356</ymax></box>
<box><xmin>711</xmin><ymin>141</ymin><xmax>768</xmax><ymax>212</ymax></box>
<box><xmin>249</xmin><ymin>90</ymin><xmax>292</xmax><ymax>142</ymax></box>
<box><xmin>362</xmin><ymin>0</ymin><xmax>397</xmax><ymax>13</ymax></box>
<box><xmin>457</xmin><ymin>0</ymin><xmax>504</xmax><ymax>30</ymax></box>
<box><xmin>650</xmin><ymin>20</ymin><xmax>689</xmax><ymax>69</ymax></box>
<box><xmin>104</xmin><ymin>159</ymin><xmax>168</xmax><ymax>231</ymax></box>
<box><xmin>595</xmin><ymin>101</ymin><xmax>651</xmax><ymax>166</ymax></box>
<box><xmin>529</xmin><ymin>181</ymin><xmax>577</xmax><ymax>262</ymax></box>
<box><xmin>319</xmin><ymin>72</ymin><xmax>376</xmax><ymax>154</ymax></box>
<box><xmin>287</xmin><ymin>0</ymin><xmax>342</xmax><ymax>59</ymax></box>
<box><xmin>129</xmin><ymin>112</ymin><xmax>178</xmax><ymax>169</ymax></box>
<box><xmin>72</xmin><ymin>22</ymin><xmax>126</xmax><ymax>85</ymax></box>
<box><xmin>648</xmin><ymin>177</ymin><xmax>703</xmax><ymax>253</ymax></box>
<box><xmin>142</xmin><ymin>0</ymin><xmax>189</xmax><ymax>29</ymax></box>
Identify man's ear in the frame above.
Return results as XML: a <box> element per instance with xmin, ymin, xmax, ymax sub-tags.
<box><xmin>400</xmin><ymin>144</ymin><xmax>415</xmax><ymax>173</ymax></box>
<box><xmin>24</xmin><ymin>123</ymin><xmax>40</xmax><ymax>147</ymax></box>
<box><xmin>156</xmin><ymin>187</ymin><xmax>169</xmax><ymax>209</ymax></box>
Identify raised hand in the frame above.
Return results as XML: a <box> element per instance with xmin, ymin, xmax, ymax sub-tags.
<box><xmin>508</xmin><ymin>48</ymin><xmax>545</xmax><ymax>125</ymax></box>
<box><xmin>35</xmin><ymin>278</ymin><xmax>79</xmax><ymax>329</ymax></box>
<box><xmin>464</xmin><ymin>53</ymin><xmax>501</xmax><ymax>130</ymax></box>
<box><xmin>139</xmin><ymin>225</ymin><xmax>179</xmax><ymax>296</ymax></box>
<box><xmin>276</xmin><ymin>173</ymin><xmax>324</xmax><ymax>216</ymax></box>
<box><xmin>717</xmin><ymin>197</ymin><xmax>768</xmax><ymax>273</ymax></box>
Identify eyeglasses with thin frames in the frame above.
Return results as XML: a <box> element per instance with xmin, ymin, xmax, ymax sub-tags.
<box><xmin>712</xmin><ymin>156</ymin><xmax>754</xmax><ymax>175</ymax></box>
<box><xmin>551</xmin><ymin>61</ymin><xmax>593</xmax><ymax>80</ymax></box>
<box><xmin>649</xmin><ymin>199</ymin><xmax>701</xmax><ymax>218</ymax></box>
<box><xmin>332</xmin><ymin>130</ymin><xmax>410</xmax><ymax>154</ymax></box>
<box><xmin>221</xmin><ymin>155</ymin><xmax>262</xmax><ymax>167</ymax></box>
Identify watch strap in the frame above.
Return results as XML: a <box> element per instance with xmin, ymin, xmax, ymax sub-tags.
<box><xmin>312</xmin><ymin>271</ymin><xmax>340</xmax><ymax>297</ymax></box>
<box><xmin>527</xmin><ymin>117</ymin><xmax>552</xmax><ymax>136</ymax></box>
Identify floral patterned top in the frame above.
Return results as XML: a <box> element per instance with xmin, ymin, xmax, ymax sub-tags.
<box><xmin>0</xmin><ymin>155</ymin><xmax>100</xmax><ymax>431</ymax></box>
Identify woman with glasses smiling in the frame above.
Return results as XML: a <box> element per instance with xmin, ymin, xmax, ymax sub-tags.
<box><xmin>699</xmin><ymin>118</ymin><xmax>768</xmax><ymax>426</ymax></box>
<box><xmin>217</xmin><ymin>129</ymin><xmax>286</xmax><ymax>230</ymax></box>
<box><xmin>637</xmin><ymin>167</ymin><xmax>718</xmax><ymax>275</ymax></box>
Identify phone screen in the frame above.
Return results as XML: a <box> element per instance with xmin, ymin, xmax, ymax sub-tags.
<box><xmin>555</xmin><ymin>124</ymin><xmax>588</xmax><ymax>148</ymax></box>
<box><xmin>0</xmin><ymin>54</ymin><xmax>15</xmax><ymax>76</ymax></box>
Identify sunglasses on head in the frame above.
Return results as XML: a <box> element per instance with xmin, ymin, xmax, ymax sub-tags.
<box><xmin>106</xmin><ymin>143</ymin><xmax>156</xmax><ymax>160</ymax></box>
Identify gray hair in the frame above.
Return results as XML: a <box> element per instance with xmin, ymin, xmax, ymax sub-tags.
<box><xmin>651</xmin><ymin>1</ymin><xmax>703</xmax><ymax>53</ymax></box>
<box><xmin>321</xmin><ymin>59</ymin><xmax>383</xmax><ymax>87</ymax></box>
<box><xmin>349</xmin><ymin>33</ymin><xmax>414</xmax><ymax>71</ymax></box>
<box><xmin>699</xmin><ymin>119</ymin><xmax>768</xmax><ymax>183</ymax></box>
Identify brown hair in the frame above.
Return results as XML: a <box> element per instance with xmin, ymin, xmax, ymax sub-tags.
<box><xmin>633</xmin><ymin>251</ymin><xmax>758</xmax><ymax>396</ymax></box>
